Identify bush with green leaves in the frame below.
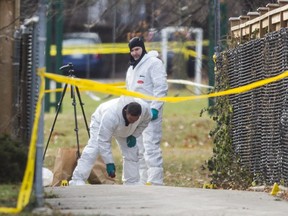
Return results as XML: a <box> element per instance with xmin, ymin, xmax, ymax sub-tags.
<box><xmin>201</xmin><ymin>53</ymin><xmax>253</xmax><ymax>190</ymax></box>
<box><xmin>0</xmin><ymin>135</ymin><xmax>28</xmax><ymax>183</ymax></box>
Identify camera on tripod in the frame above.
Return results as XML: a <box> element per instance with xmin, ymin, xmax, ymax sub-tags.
<box><xmin>43</xmin><ymin>62</ymin><xmax>90</xmax><ymax>160</ymax></box>
<box><xmin>60</xmin><ymin>62</ymin><xmax>75</xmax><ymax>77</ymax></box>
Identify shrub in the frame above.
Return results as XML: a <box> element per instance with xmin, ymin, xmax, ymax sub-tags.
<box><xmin>201</xmin><ymin>53</ymin><xmax>253</xmax><ymax>190</ymax></box>
<box><xmin>0</xmin><ymin>135</ymin><xmax>28</xmax><ymax>183</ymax></box>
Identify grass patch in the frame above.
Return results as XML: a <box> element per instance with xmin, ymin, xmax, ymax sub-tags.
<box><xmin>0</xmin><ymin>184</ymin><xmax>20</xmax><ymax>207</ymax></box>
<box><xmin>163</xmin><ymin>147</ymin><xmax>212</xmax><ymax>187</ymax></box>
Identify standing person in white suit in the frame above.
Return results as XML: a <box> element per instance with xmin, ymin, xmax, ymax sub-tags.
<box><xmin>69</xmin><ymin>96</ymin><xmax>151</xmax><ymax>186</ymax></box>
<box><xmin>126</xmin><ymin>37</ymin><xmax>168</xmax><ymax>185</ymax></box>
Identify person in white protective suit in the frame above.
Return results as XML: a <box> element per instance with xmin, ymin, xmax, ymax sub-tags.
<box><xmin>69</xmin><ymin>96</ymin><xmax>151</xmax><ymax>186</ymax></box>
<box><xmin>125</xmin><ymin>37</ymin><xmax>168</xmax><ymax>185</ymax></box>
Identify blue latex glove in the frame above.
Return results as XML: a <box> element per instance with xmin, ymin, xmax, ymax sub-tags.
<box><xmin>106</xmin><ymin>163</ymin><xmax>116</xmax><ymax>178</ymax></box>
<box><xmin>151</xmin><ymin>108</ymin><xmax>159</xmax><ymax>121</ymax></box>
<box><xmin>127</xmin><ymin>135</ymin><xmax>136</xmax><ymax>148</ymax></box>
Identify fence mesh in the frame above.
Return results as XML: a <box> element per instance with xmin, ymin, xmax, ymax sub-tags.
<box><xmin>218</xmin><ymin>28</ymin><xmax>288</xmax><ymax>185</ymax></box>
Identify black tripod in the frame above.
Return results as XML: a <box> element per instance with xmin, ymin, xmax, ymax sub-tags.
<box><xmin>43</xmin><ymin>63</ymin><xmax>90</xmax><ymax>160</ymax></box>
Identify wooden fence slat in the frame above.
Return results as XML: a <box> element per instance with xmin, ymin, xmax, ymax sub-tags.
<box><xmin>230</xmin><ymin>2</ymin><xmax>288</xmax><ymax>42</ymax></box>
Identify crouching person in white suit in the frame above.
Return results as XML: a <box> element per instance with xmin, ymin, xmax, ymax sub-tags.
<box><xmin>69</xmin><ymin>96</ymin><xmax>151</xmax><ymax>186</ymax></box>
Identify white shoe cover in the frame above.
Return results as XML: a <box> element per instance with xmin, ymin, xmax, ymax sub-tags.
<box><xmin>69</xmin><ymin>179</ymin><xmax>86</xmax><ymax>186</ymax></box>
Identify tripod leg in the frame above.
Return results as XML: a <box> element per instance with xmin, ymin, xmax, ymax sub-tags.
<box><xmin>71</xmin><ymin>85</ymin><xmax>81</xmax><ymax>158</ymax></box>
<box><xmin>75</xmin><ymin>86</ymin><xmax>90</xmax><ymax>138</ymax></box>
<box><xmin>43</xmin><ymin>83</ymin><xmax>68</xmax><ymax>160</ymax></box>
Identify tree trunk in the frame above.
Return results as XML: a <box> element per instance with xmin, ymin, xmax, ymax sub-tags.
<box><xmin>0</xmin><ymin>0</ymin><xmax>19</xmax><ymax>136</ymax></box>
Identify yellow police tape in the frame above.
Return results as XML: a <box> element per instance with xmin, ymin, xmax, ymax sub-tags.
<box><xmin>44</xmin><ymin>80</ymin><xmax>125</xmax><ymax>94</ymax></box>
<box><xmin>50</xmin><ymin>40</ymin><xmax>209</xmax><ymax>59</ymax></box>
<box><xmin>44</xmin><ymin>79</ymin><xmax>211</xmax><ymax>95</ymax></box>
<box><xmin>0</xmin><ymin>69</ymin><xmax>46</xmax><ymax>214</ymax></box>
<box><xmin>41</xmin><ymin>70</ymin><xmax>288</xmax><ymax>102</ymax></box>
<box><xmin>1</xmin><ymin>68</ymin><xmax>288</xmax><ymax>214</ymax></box>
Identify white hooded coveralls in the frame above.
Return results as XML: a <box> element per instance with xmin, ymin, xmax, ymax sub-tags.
<box><xmin>71</xmin><ymin>96</ymin><xmax>151</xmax><ymax>185</ymax></box>
<box><xmin>126</xmin><ymin>51</ymin><xmax>168</xmax><ymax>185</ymax></box>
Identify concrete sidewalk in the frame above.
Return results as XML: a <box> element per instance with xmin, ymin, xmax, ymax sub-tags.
<box><xmin>44</xmin><ymin>185</ymin><xmax>288</xmax><ymax>216</ymax></box>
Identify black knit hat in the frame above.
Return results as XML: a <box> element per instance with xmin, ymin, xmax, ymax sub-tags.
<box><xmin>128</xmin><ymin>37</ymin><xmax>146</xmax><ymax>52</ymax></box>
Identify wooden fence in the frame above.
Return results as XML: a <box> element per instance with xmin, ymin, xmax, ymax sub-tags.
<box><xmin>229</xmin><ymin>0</ymin><xmax>288</xmax><ymax>42</ymax></box>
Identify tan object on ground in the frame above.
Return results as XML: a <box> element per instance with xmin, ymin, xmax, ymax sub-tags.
<box><xmin>52</xmin><ymin>148</ymin><xmax>116</xmax><ymax>186</ymax></box>
<box><xmin>88</xmin><ymin>156</ymin><xmax>116</xmax><ymax>184</ymax></box>
<box><xmin>52</xmin><ymin>148</ymin><xmax>79</xmax><ymax>186</ymax></box>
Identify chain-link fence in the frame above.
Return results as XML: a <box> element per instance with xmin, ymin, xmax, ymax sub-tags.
<box><xmin>217</xmin><ymin>27</ymin><xmax>288</xmax><ymax>185</ymax></box>
<box><xmin>13</xmin><ymin>24</ymin><xmax>40</xmax><ymax>146</ymax></box>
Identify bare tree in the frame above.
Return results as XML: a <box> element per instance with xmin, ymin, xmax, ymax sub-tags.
<box><xmin>226</xmin><ymin>0</ymin><xmax>278</xmax><ymax>18</ymax></box>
